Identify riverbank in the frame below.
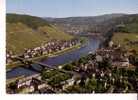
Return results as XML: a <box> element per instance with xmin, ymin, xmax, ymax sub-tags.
<box><xmin>7</xmin><ymin>36</ymin><xmax>100</xmax><ymax>80</ymax></box>
<box><xmin>6</xmin><ymin>37</ymin><xmax>88</xmax><ymax>71</ymax></box>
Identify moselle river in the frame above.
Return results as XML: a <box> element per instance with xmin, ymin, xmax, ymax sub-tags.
<box><xmin>6</xmin><ymin>36</ymin><xmax>101</xmax><ymax>79</ymax></box>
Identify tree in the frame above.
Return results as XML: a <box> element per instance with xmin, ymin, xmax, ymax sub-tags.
<box><xmin>135</xmin><ymin>69</ymin><xmax>138</xmax><ymax>77</ymax></box>
<box><xmin>9</xmin><ymin>81</ymin><xmax>18</xmax><ymax>93</ymax></box>
<box><xmin>78</xmin><ymin>57</ymin><xmax>86</xmax><ymax>64</ymax></box>
<box><xmin>48</xmin><ymin>73</ymin><xmax>71</xmax><ymax>86</ymax></box>
<box><xmin>71</xmin><ymin>60</ymin><xmax>78</xmax><ymax>66</ymax></box>
<box><xmin>85</xmin><ymin>78</ymin><xmax>97</xmax><ymax>92</ymax></box>
<box><xmin>134</xmin><ymin>55</ymin><xmax>138</xmax><ymax>66</ymax></box>
<box><xmin>127</xmin><ymin>70</ymin><xmax>136</xmax><ymax>78</ymax></box>
<box><xmin>120</xmin><ymin>68</ymin><xmax>128</xmax><ymax>76</ymax></box>
<box><xmin>99</xmin><ymin>58</ymin><xmax>112</xmax><ymax>69</ymax></box>
<box><xmin>41</xmin><ymin>69</ymin><xmax>59</xmax><ymax>80</ymax></box>
<box><xmin>65</xmin><ymin>85</ymin><xmax>85</xmax><ymax>93</ymax></box>
<box><xmin>63</xmin><ymin>63</ymin><xmax>74</xmax><ymax>71</ymax></box>
<box><xmin>129</xmin><ymin>55</ymin><xmax>135</xmax><ymax>65</ymax></box>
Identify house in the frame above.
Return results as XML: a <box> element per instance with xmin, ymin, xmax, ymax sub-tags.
<box><xmin>92</xmin><ymin>73</ymin><xmax>96</xmax><ymax>78</ymax></box>
<box><xmin>16</xmin><ymin>74</ymin><xmax>40</xmax><ymax>89</ymax></box>
<box><xmin>100</xmin><ymin>71</ymin><xmax>104</xmax><ymax>77</ymax></box>
<box><xmin>121</xmin><ymin>58</ymin><xmax>129</xmax><ymax>67</ymax></box>
<box><xmin>17</xmin><ymin>79</ymin><xmax>32</xmax><ymax>89</ymax></box>
<box><xmin>62</xmin><ymin>78</ymin><xmax>75</xmax><ymax>90</ymax></box>
<box><xmin>96</xmin><ymin>55</ymin><xmax>103</xmax><ymax>62</ymax></box>
<box><xmin>104</xmin><ymin>81</ymin><xmax>107</xmax><ymax>89</ymax></box>
<box><xmin>112</xmin><ymin>59</ymin><xmax>129</xmax><ymax>68</ymax></box>
<box><xmin>109</xmin><ymin>41</ymin><xmax>114</xmax><ymax>47</ymax></box>
<box><xmin>58</xmin><ymin>65</ymin><xmax>63</xmax><ymax>69</ymax></box>
<box><xmin>121</xmin><ymin>61</ymin><xmax>129</xmax><ymax>67</ymax></box>
<box><xmin>38</xmin><ymin>83</ymin><xmax>47</xmax><ymax>90</ymax></box>
<box><xmin>76</xmin><ymin>80</ymin><xmax>81</xmax><ymax>85</ymax></box>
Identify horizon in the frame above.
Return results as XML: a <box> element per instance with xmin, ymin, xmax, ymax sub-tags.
<box><xmin>6</xmin><ymin>12</ymin><xmax>138</xmax><ymax>18</ymax></box>
<box><xmin>6</xmin><ymin>0</ymin><xmax>138</xmax><ymax>18</ymax></box>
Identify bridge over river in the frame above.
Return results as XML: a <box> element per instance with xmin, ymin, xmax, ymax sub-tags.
<box><xmin>7</xmin><ymin>37</ymin><xmax>101</xmax><ymax>79</ymax></box>
<box><xmin>13</xmin><ymin>56</ymin><xmax>80</xmax><ymax>75</ymax></box>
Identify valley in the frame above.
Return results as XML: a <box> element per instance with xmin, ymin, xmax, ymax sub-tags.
<box><xmin>6</xmin><ymin>13</ymin><xmax>138</xmax><ymax>94</ymax></box>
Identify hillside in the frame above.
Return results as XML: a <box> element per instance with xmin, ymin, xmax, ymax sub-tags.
<box><xmin>7</xmin><ymin>13</ymin><xmax>51</xmax><ymax>29</ymax></box>
<box><xmin>45</xmin><ymin>14</ymin><xmax>138</xmax><ymax>34</ymax></box>
<box><xmin>6</xmin><ymin>14</ymin><xmax>73</xmax><ymax>54</ymax></box>
<box><xmin>45</xmin><ymin>13</ymin><xmax>125</xmax><ymax>34</ymax></box>
<box><xmin>103</xmin><ymin>14</ymin><xmax>138</xmax><ymax>33</ymax></box>
<box><xmin>111</xmin><ymin>33</ymin><xmax>138</xmax><ymax>52</ymax></box>
<box><xmin>102</xmin><ymin>14</ymin><xmax>138</xmax><ymax>52</ymax></box>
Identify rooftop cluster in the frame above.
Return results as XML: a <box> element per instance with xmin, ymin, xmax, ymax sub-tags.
<box><xmin>7</xmin><ymin>41</ymin><xmax>138</xmax><ymax>93</ymax></box>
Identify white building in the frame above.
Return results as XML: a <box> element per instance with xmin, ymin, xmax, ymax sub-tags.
<box><xmin>109</xmin><ymin>41</ymin><xmax>114</xmax><ymax>47</ymax></box>
<box><xmin>96</xmin><ymin>55</ymin><xmax>103</xmax><ymax>62</ymax></box>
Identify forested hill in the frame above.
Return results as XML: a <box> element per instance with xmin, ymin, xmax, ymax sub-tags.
<box><xmin>45</xmin><ymin>14</ymin><xmax>124</xmax><ymax>24</ymax></box>
<box><xmin>45</xmin><ymin>13</ymin><xmax>138</xmax><ymax>34</ymax></box>
<box><xmin>7</xmin><ymin>14</ymin><xmax>51</xmax><ymax>29</ymax></box>
<box><xmin>6</xmin><ymin>14</ymin><xmax>73</xmax><ymax>54</ymax></box>
<box><xmin>45</xmin><ymin>13</ymin><xmax>125</xmax><ymax>34</ymax></box>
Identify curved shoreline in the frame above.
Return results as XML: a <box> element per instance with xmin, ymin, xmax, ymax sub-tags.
<box><xmin>7</xmin><ymin>36</ymin><xmax>100</xmax><ymax>81</ymax></box>
<box><xmin>6</xmin><ymin>37</ymin><xmax>88</xmax><ymax>72</ymax></box>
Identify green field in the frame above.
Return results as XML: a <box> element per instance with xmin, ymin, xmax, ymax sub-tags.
<box><xmin>112</xmin><ymin>32</ymin><xmax>138</xmax><ymax>52</ymax></box>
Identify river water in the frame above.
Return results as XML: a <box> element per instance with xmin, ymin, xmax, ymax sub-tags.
<box><xmin>6</xmin><ymin>37</ymin><xmax>100</xmax><ymax>79</ymax></box>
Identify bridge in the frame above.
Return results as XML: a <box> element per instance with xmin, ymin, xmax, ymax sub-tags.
<box><xmin>13</xmin><ymin>56</ymin><xmax>80</xmax><ymax>75</ymax></box>
<box><xmin>9</xmin><ymin>56</ymin><xmax>86</xmax><ymax>93</ymax></box>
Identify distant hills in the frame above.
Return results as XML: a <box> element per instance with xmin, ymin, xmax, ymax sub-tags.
<box><xmin>6</xmin><ymin>14</ymin><xmax>73</xmax><ymax>54</ymax></box>
<box><xmin>45</xmin><ymin>13</ymin><xmax>125</xmax><ymax>24</ymax></box>
<box><xmin>45</xmin><ymin>13</ymin><xmax>138</xmax><ymax>34</ymax></box>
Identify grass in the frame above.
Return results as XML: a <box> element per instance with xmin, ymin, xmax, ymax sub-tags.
<box><xmin>112</xmin><ymin>32</ymin><xmax>138</xmax><ymax>52</ymax></box>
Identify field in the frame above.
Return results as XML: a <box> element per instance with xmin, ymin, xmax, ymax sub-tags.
<box><xmin>111</xmin><ymin>32</ymin><xmax>138</xmax><ymax>52</ymax></box>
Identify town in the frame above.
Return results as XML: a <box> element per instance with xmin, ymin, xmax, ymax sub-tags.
<box><xmin>6</xmin><ymin>38</ymin><xmax>81</xmax><ymax>65</ymax></box>
<box><xmin>6</xmin><ymin>41</ymin><xmax>138</xmax><ymax>93</ymax></box>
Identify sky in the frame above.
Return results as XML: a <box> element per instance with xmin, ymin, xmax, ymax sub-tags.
<box><xmin>6</xmin><ymin>0</ymin><xmax>138</xmax><ymax>18</ymax></box>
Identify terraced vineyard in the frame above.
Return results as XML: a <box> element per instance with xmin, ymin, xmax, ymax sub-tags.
<box><xmin>6</xmin><ymin>14</ymin><xmax>73</xmax><ymax>54</ymax></box>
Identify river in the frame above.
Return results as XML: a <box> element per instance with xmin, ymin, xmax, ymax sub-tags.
<box><xmin>6</xmin><ymin>36</ymin><xmax>101</xmax><ymax>79</ymax></box>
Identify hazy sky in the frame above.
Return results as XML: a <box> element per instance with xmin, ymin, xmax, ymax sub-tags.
<box><xmin>6</xmin><ymin>0</ymin><xmax>138</xmax><ymax>18</ymax></box>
